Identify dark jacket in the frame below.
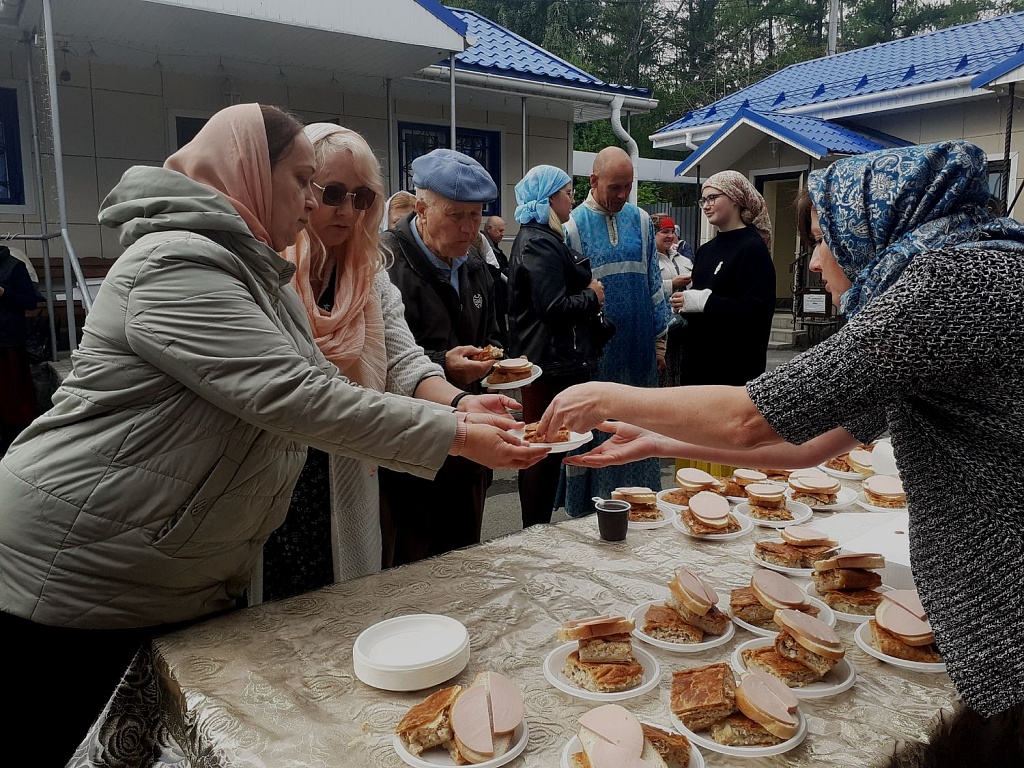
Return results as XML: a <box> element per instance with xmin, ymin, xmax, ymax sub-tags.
<box><xmin>382</xmin><ymin>214</ymin><xmax>502</xmax><ymax>387</ymax></box>
<box><xmin>0</xmin><ymin>248</ymin><xmax>40</xmax><ymax>348</ymax></box>
<box><xmin>682</xmin><ymin>225</ymin><xmax>776</xmax><ymax>386</ymax></box>
<box><xmin>507</xmin><ymin>221</ymin><xmax>601</xmax><ymax>378</ymax></box>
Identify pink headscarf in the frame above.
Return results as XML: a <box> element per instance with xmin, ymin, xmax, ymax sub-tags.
<box><xmin>281</xmin><ymin>124</ymin><xmax>387</xmax><ymax>391</ymax></box>
<box><xmin>703</xmin><ymin>170</ymin><xmax>773</xmax><ymax>249</ymax></box>
<box><xmin>164</xmin><ymin>103</ymin><xmax>274</xmax><ymax>246</ymax></box>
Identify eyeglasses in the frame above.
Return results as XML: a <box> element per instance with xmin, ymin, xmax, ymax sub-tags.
<box><xmin>312</xmin><ymin>182</ymin><xmax>377</xmax><ymax>210</ymax></box>
<box><xmin>698</xmin><ymin>193</ymin><xmax>725</xmax><ymax>207</ymax></box>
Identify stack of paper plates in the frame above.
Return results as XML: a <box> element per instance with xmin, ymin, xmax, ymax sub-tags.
<box><xmin>353</xmin><ymin>614</ymin><xmax>470</xmax><ymax>691</ymax></box>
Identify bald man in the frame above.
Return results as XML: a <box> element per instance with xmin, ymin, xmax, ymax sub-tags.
<box><xmin>558</xmin><ymin>146</ymin><xmax>671</xmax><ymax>517</ymax></box>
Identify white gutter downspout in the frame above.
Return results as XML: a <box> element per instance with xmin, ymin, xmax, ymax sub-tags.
<box><xmin>609</xmin><ymin>95</ymin><xmax>639</xmax><ymax>204</ymax></box>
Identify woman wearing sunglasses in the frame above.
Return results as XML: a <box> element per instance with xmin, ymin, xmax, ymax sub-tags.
<box><xmin>260</xmin><ymin>124</ymin><xmax>529</xmax><ymax>601</ymax></box>
<box><xmin>670</xmin><ymin>172</ymin><xmax>775</xmax><ymax>386</ymax></box>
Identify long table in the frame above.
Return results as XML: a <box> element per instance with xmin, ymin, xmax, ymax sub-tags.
<box><xmin>81</xmin><ymin>509</ymin><xmax>955</xmax><ymax>767</ymax></box>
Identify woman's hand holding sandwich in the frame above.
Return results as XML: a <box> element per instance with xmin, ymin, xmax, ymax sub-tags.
<box><xmin>457</xmin><ymin>423</ymin><xmax>550</xmax><ymax>470</ymax></box>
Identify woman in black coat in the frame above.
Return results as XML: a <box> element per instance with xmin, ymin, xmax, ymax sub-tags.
<box><xmin>507</xmin><ymin>165</ymin><xmax>604</xmax><ymax>526</ymax></box>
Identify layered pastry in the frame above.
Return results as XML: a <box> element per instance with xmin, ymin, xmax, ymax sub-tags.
<box><xmin>612</xmin><ymin>486</ymin><xmax>663</xmax><ymax>522</ymax></box>
<box><xmin>862</xmin><ymin>475</ymin><xmax>906</xmax><ymax>508</ymax></box>
<box><xmin>558</xmin><ymin>615</ymin><xmax>644</xmax><ymax>693</ymax></box>
<box><xmin>487</xmin><ymin>357</ymin><xmax>533</xmax><ymax>385</ymax></box>
<box><xmin>730</xmin><ymin>570</ymin><xmax>820</xmax><ymax>630</ymax></box>
<box><xmin>744</xmin><ymin>482</ymin><xmax>792</xmax><ymax>521</ymax></box>
<box><xmin>723</xmin><ymin>468</ymin><xmax>768</xmax><ymax>498</ymax></box>
<box><xmin>787</xmin><ymin>469</ymin><xmax>842</xmax><ymax>506</ymax></box>
<box><xmin>671</xmin><ymin>467</ymin><xmax>727</xmax><ymax>505</ymax></box>
<box><xmin>679</xmin><ymin>490</ymin><xmax>742</xmax><ymax>535</ymax></box>
<box><xmin>868</xmin><ymin>589</ymin><xmax>943</xmax><ymax>663</ymax></box>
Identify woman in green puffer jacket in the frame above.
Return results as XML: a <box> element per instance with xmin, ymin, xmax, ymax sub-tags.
<box><xmin>0</xmin><ymin>103</ymin><xmax>545</xmax><ymax>765</ymax></box>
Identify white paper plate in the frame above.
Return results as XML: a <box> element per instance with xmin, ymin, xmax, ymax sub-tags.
<box><xmin>734</xmin><ymin>500</ymin><xmax>813</xmax><ymax>528</ymax></box>
<box><xmin>543</xmin><ymin>642</ymin><xmax>661</xmax><ymax>702</ymax></box>
<box><xmin>730</xmin><ymin>637</ymin><xmax>857</xmax><ymax>700</ymax></box>
<box><xmin>394</xmin><ymin>720</ymin><xmax>528</xmax><ymax>767</ymax></box>
<box><xmin>817</xmin><ymin>463</ymin><xmax>865</xmax><ymax>481</ymax></box>
<box><xmin>628</xmin><ymin>511</ymin><xmax>673</xmax><ymax>529</ymax></box>
<box><xmin>854</xmin><ymin>492</ymin><xmax>908</xmax><ymax>513</ymax></box>
<box><xmin>482</xmin><ymin>364</ymin><xmax>542</xmax><ymax>390</ymax></box>
<box><xmin>785</xmin><ymin>486</ymin><xmax>858</xmax><ymax>511</ymax></box>
<box><xmin>670</xmin><ymin>710</ymin><xmax>807</xmax><ymax>758</ymax></box>
<box><xmin>560</xmin><ymin>730</ymin><xmax>705</xmax><ymax>768</ymax></box>
<box><xmin>853</xmin><ymin>621</ymin><xmax>946</xmax><ymax>673</ymax></box>
<box><xmin>725</xmin><ymin>495</ymin><xmax>747</xmax><ymax>504</ymax></box>
<box><xmin>749</xmin><ymin>540</ymin><xmax>817</xmax><ymax>577</ymax></box>
<box><xmin>507</xmin><ymin>427</ymin><xmax>593</xmax><ymax>453</ymax></box>
<box><xmin>804</xmin><ymin>583</ymin><xmax>893</xmax><ymax>624</ymax></box>
<box><xmin>726</xmin><ymin>596</ymin><xmax>836</xmax><ymax>638</ymax></box>
<box><xmin>671</xmin><ymin>510</ymin><xmax>754</xmax><ymax>541</ymax></box>
<box><xmin>628</xmin><ymin>599</ymin><xmax>736</xmax><ymax>653</ymax></box>
<box><xmin>353</xmin><ymin>614</ymin><xmax>470</xmax><ymax>691</ymax></box>
<box><xmin>655</xmin><ymin>488</ymin><xmax>689</xmax><ymax>511</ymax></box>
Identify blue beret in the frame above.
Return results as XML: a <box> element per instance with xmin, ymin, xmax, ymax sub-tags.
<box><xmin>412</xmin><ymin>149</ymin><xmax>497</xmax><ymax>203</ymax></box>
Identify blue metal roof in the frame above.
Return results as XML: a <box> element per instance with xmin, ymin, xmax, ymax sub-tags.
<box><xmin>443</xmin><ymin>7</ymin><xmax>652</xmax><ymax>98</ymax></box>
<box><xmin>674</xmin><ymin>108</ymin><xmax>911</xmax><ymax>176</ymax></box>
<box><xmin>656</xmin><ymin>11</ymin><xmax>1024</xmax><ymax>135</ymax></box>
<box><xmin>412</xmin><ymin>0</ymin><xmax>468</xmax><ymax>36</ymax></box>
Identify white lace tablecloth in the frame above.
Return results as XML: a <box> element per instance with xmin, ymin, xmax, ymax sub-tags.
<box><xmin>142</xmin><ymin>511</ymin><xmax>954</xmax><ymax>767</ymax></box>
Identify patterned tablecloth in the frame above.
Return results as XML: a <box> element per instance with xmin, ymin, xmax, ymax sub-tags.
<box><xmin>112</xmin><ymin>509</ymin><xmax>956</xmax><ymax>768</ymax></box>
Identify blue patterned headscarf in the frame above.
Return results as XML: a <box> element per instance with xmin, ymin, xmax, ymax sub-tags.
<box><xmin>514</xmin><ymin>165</ymin><xmax>572</xmax><ymax>225</ymax></box>
<box><xmin>808</xmin><ymin>140</ymin><xmax>1024</xmax><ymax>317</ymax></box>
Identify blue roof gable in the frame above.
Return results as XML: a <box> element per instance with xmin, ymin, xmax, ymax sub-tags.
<box><xmin>656</xmin><ymin>11</ymin><xmax>1024</xmax><ymax>135</ymax></box>
<box><xmin>674</xmin><ymin>108</ymin><xmax>911</xmax><ymax>176</ymax></box>
<box><xmin>443</xmin><ymin>8</ymin><xmax>651</xmax><ymax>98</ymax></box>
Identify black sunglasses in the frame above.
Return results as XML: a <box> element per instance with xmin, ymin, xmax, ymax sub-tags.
<box><xmin>312</xmin><ymin>182</ymin><xmax>377</xmax><ymax>210</ymax></box>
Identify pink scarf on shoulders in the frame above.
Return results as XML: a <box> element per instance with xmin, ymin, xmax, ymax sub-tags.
<box><xmin>281</xmin><ymin>123</ymin><xmax>386</xmax><ymax>392</ymax></box>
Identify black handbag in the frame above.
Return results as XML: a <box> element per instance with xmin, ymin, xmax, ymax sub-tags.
<box><xmin>589</xmin><ymin>310</ymin><xmax>616</xmax><ymax>356</ymax></box>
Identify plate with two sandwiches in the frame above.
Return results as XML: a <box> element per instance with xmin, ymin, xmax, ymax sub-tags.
<box><xmin>729</xmin><ymin>637</ymin><xmax>857</xmax><ymax>700</ymax></box>
<box><xmin>669</xmin><ymin>710</ymin><xmax>807</xmax><ymax>758</ymax></box>
<box><xmin>628</xmin><ymin>600</ymin><xmax>736</xmax><ymax>653</ymax></box>
<box><xmin>817</xmin><ymin>463</ymin><xmax>864</xmax><ymax>481</ymax></box>
<box><xmin>543</xmin><ymin>642</ymin><xmax>661</xmax><ymax>702</ymax></box>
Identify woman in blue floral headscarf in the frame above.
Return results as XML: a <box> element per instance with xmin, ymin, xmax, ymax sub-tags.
<box><xmin>507</xmin><ymin>165</ymin><xmax>605</xmax><ymax>527</ymax></box>
<box><xmin>537</xmin><ymin>141</ymin><xmax>1024</xmax><ymax>751</ymax></box>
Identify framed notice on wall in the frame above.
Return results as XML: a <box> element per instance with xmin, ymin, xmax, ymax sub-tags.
<box><xmin>797</xmin><ymin>289</ymin><xmax>832</xmax><ymax>318</ymax></box>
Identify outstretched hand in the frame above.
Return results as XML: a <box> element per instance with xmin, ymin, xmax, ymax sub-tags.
<box><xmin>563</xmin><ymin>421</ymin><xmax>666</xmax><ymax>467</ymax></box>
<box><xmin>536</xmin><ymin>381</ymin><xmax>619</xmax><ymax>439</ymax></box>
<box><xmin>459</xmin><ymin>423</ymin><xmax>549</xmax><ymax>470</ymax></box>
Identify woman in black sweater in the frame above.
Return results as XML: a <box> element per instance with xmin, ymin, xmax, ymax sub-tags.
<box><xmin>672</xmin><ymin>171</ymin><xmax>775</xmax><ymax>386</ymax></box>
<box><xmin>507</xmin><ymin>165</ymin><xmax>604</xmax><ymax>526</ymax></box>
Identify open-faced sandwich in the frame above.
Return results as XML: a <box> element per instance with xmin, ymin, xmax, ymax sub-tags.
<box><xmin>486</xmin><ymin>357</ymin><xmax>534</xmax><ymax>385</ymax></box>
<box><xmin>754</xmin><ymin>526</ymin><xmax>838</xmax><ymax>570</ymax></box>
<box><xmin>613</xmin><ymin>487</ymin><xmax>663</xmax><ymax>522</ymax></box>
<box><xmin>557</xmin><ymin>615</ymin><xmax>644</xmax><ymax>693</ymax></box>
<box><xmin>743</xmin><ymin>483</ymin><xmax>792</xmax><ymax>521</ymax></box>
<box><xmin>740</xmin><ymin>609</ymin><xmax>845</xmax><ymax>688</ymax></box>
<box><xmin>868</xmin><ymin>589</ymin><xmax>943</xmax><ymax>663</ymax></box>
<box><xmin>730</xmin><ymin>570</ymin><xmax>821</xmax><ymax>632</ymax></box>
<box><xmin>861</xmin><ymin>475</ymin><xmax>906</xmax><ymax>508</ymax></box>
<box><xmin>812</xmin><ymin>552</ymin><xmax>887</xmax><ymax>615</ymax></box>
<box><xmin>568</xmin><ymin>703</ymin><xmax>693</xmax><ymax>768</ymax></box>
<box><xmin>678</xmin><ymin>491</ymin><xmax>742</xmax><ymax>536</ymax></box>
<box><xmin>641</xmin><ymin>568</ymin><xmax>730</xmax><ymax>645</ymax></box>
<box><xmin>787</xmin><ymin>469</ymin><xmax>842</xmax><ymax>506</ymax></box>
<box><xmin>523</xmin><ymin>421</ymin><xmax>570</xmax><ymax>443</ymax></box>
<box><xmin>471</xmin><ymin>344</ymin><xmax>504</xmax><ymax>362</ymax></box>
<box><xmin>663</xmin><ymin>467</ymin><xmax>727</xmax><ymax>506</ymax></box>
<box><xmin>671</xmin><ymin>663</ymin><xmax>800</xmax><ymax>747</ymax></box>
<box><xmin>723</xmin><ymin>469</ymin><xmax>768</xmax><ymax>498</ymax></box>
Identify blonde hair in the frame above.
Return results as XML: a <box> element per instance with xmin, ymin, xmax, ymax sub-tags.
<box><xmin>308</xmin><ymin>127</ymin><xmax>387</xmax><ymax>279</ymax></box>
<box><xmin>547</xmin><ymin>207</ymin><xmax>564</xmax><ymax>238</ymax></box>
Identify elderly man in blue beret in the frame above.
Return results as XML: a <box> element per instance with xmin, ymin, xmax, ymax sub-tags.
<box><xmin>379</xmin><ymin>148</ymin><xmax>509</xmax><ymax>567</ymax></box>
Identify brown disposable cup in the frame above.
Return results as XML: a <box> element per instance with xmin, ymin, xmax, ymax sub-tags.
<box><xmin>595</xmin><ymin>499</ymin><xmax>630</xmax><ymax>541</ymax></box>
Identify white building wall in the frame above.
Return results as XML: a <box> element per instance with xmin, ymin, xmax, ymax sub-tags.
<box><xmin>0</xmin><ymin>52</ymin><xmax>574</xmax><ymax>263</ymax></box>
